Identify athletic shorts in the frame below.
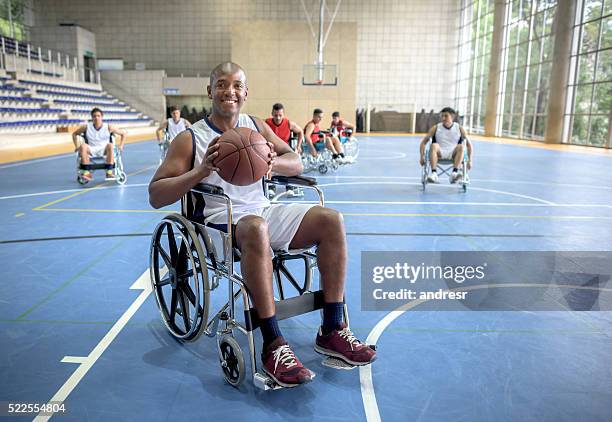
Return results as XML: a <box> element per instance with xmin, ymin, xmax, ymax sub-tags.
<box><xmin>88</xmin><ymin>143</ymin><xmax>111</xmax><ymax>158</ymax></box>
<box><xmin>439</xmin><ymin>148</ymin><xmax>455</xmax><ymax>161</ymax></box>
<box><xmin>206</xmin><ymin>203</ymin><xmax>317</xmax><ymax>251</ymax></box>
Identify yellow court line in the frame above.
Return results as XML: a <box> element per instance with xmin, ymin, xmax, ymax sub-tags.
<box><xmin>342</xmin><ymin>212</ymin><xmax>612</xmax><ymax>220</ymax></box>
<box><xmin>15</xmin><ymin>212</ymin><xmax>25</xmax><ymax>217</ymax></box>
<box><xmin>32</xmin><ymin>165</ymin><xmax>155</xmax><ymax>211</ymax></box>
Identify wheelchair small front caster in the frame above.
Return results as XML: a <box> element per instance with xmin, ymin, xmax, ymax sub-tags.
<box><xmin>219</xmin><ymin>336</ymin><xmax>245</xmax><ymax>387</ymax></box>
<box><xmin>318</xmin><ymin>164</ymin><xmax>328</xmax><ymax>174</ymax></box>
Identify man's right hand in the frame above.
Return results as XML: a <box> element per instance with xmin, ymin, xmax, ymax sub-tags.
<box><xmin>419</xmin><ymin>156</ymin><xmax>425</xmax><ymax>166</ymax></box>
<box><xmin>198</xmin><ymin>136</ymin><xmax>221</xmax><ymax>177</ymax></box>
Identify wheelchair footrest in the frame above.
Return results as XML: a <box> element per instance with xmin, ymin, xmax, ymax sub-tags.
<box><xmin>253</xmin><ymin>370</ymin><xmax>317</xmax><ymax>390</ymax></box>
<box><xmin>321</xmin><ymin>357</ymin><xmax>356</xmax><ymax>371</ymax></box>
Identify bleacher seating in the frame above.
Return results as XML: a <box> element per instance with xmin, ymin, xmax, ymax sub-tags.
<box><xmin>0</xmin><ymin>73</ymin><xmax>154</xmax><ymax>135</ymax></box>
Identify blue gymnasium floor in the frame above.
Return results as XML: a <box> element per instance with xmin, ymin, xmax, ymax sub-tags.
<box><xmin>1</xmin><ymin>136</ymin><xmax>611</xmax><ymax>422</ymax></box>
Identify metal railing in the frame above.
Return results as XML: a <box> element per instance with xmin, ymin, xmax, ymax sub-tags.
<box><xmin>0</xmin><ymin>35</ymin><xmax>100</xmax><ymax>85</ymax></box>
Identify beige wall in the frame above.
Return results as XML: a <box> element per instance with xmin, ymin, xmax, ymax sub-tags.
<box><xmin>100</xmin><ymin>70</ymin><xmax>166</xmax><ymax>122</ymax></box>
<box><xmin>231</xmin><ymin>20</ymin><xmax>356</xmax><ymax>128</ymax></box>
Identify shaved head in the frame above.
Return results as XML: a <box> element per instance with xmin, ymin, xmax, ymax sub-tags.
<box><xmin>209</xmin><ymin>62</ymin><xmax>246</xmax><ymax>87</ymax></box>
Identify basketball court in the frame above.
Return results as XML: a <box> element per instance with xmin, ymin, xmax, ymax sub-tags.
<box><xmin>1</xmin><ymin>1</ymin><xmax>612</xmax><ymax>421</ymax></box>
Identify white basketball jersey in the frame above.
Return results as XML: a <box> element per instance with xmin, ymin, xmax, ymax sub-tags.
<box><xmin>85</xmin><ymin>122</ymin><xmax>111</xmax><ymax>148</ymax></box>
<box><xmin>434</xmin><ymin>122</ymin><xmax>461</xmax><ymax>151</ymax></box>
<box><xmin>190</xmin><ymin>114</ymin><xmax>270</xmax><ymax>222</ymax></box>
<box><xmin>167</xmin><ymin>118</ymin><xmax>187</xmax><ymax>140</ymax></box>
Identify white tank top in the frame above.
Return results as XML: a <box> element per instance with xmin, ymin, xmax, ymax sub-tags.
<box><xmin>434</xmin><ymin>122</ymin><xmax>461</xmax><ymax>151</ymax></box>
<box><xmin>85</xmin><ymin>122</ymin><xmax>111</xmax><ymax>148</ymax></box>
<box><xmin>167</xmin><ymin>118</ymin><xmax>187</xmax><ymax>140</ymax></box>
<box><xmin>190</xmin><ymin>114</ymin><xmax>270</xmax><ymax>223</ymax></box>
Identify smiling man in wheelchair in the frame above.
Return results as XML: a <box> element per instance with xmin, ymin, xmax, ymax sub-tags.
<box><xmin>149</xmin><ymin>62</ymin><xmax>376</xmax><ymax>388</ymax></box>
<box><xmin>419</xmin><ymin>107</ymin><xmax>473</xmax><ymax>184</ymax></box>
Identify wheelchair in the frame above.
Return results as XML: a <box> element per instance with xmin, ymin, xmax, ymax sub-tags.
<box><xmin>149</xmin><ymin>175</ymin><xmax>371</xmax><ymax>390</ymax></box>
<box><xmin>76</xmin><ymin>135</ymin><xmax>127</xmax><ymax>185</ymax></box>
<box><xmin>335</xmin><ymin>128</ymin><xmax>359</xmax><ymax>162</ymax></box>
<box><xmin>300</xmin><ymin>133</ymin><xmax>341</xmax><ymax>175</ymax></box>
<box><xmin>158</xmin><ymin>131</ymin><xmax>170</xmax><ymax>165</ymax></box>
<box><xmin>421</xmin><ymin>142</ymin><xmax>470</xmax><ymax>192</ymax></box>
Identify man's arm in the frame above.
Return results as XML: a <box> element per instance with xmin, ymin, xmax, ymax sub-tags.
<box><xmin>343</xmin><ymin>120</ymin><xmax>355</xmax><ymax>131</ymax></box>
<box><xmin>71</xmin><ymin>125</ymin><xmax>87</xmax><ymax>150</ymax></box>
<box><xmin>109</xmin><ymin>125</ymin><xmax>127</xmax><ymax>150</ymax></box>
<box><xmin>459</xmin><ymin>126</ymin><xmax>473</xmax><ymax>168</ymax></box>
<box><xmin>156</xmin><ymin>120</ymin><xmax>168</xmax><ymax>142</ymax></box>
<box><xmin>419</xmin><ymin>125</ymin><xmax>437</xmax><ymax>165</ymax></box>
<box><xmin>183</xmin><ymin>119</ymin><xmax>192</xmax><ymax>129</ymax></box>
<box><xmin>289</xmin><ymin>120</ymin><xmax>304</xmax><ymax>149</ymax></box>
<box><xmin>148</xmin><ymin>131</ymin><xmax>220</xmax><ymax>209</ymax></box>
<box><xmin>257</xmin><ymin>117</ymin><xmax>302</xmax><ymax>176</ymax></box>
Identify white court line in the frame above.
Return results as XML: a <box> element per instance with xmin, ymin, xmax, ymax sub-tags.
<box><xmin>359</xmin><ymin>283</ymin><xmax>612</xmax><ymax>421</ymax></box>
<box><xmin>272</xmin><ymin>198</ymin><xmax>612</xmax><ymax>208</ymax></box>
<box><xmin>34</xmin><ymin>269</ymin><xmax>152</xmax><ymax>421</ymax></box>
<box><xmin>0</xmin><ymin>154</ymin><xmax>70</xmax><ymax>169</ymax></box>
<box><xmin>358</xmin><ymin>152</ymin><xmax>407</xmax><ymax>160</ymax></box>
<box><xmin>61</xmin><ymin>356</ymin><xmax>88</xmax><ymax>364</ymax></box>
<box><xmin>317</xmin><ymin>181</ymin><xmax>556</xmax><ymax>205</ymax></box>
<box><xmin>0</xmin><ymin>183</ymin><xmax>149</xmax><ymax>200</ymax></box>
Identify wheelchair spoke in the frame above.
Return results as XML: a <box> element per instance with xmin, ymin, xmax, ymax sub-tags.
<box><xmin>177</xmin><ymin>289</ymin><xmax>191</xmax><ymax>331</ymax></box>
<box><xmin>180</xmin><ymin>282</ymin><xmax>197</xmax><ymax>306</ymax></box>
<box><xmin>156</xmin><ymin>240</ymin><xmax>172</xmax><ymax>268</ymax></box>
<box><xmin>170</xmin><ymin>289</ymin><xmax>178</xmax><ymax>321</ymax></box>
<box><xmin>166</xmin><ymin>223</ymin><xmax>179</xmax><ymax>266</ymax></box>
<box><xmin>157</xmin><ymin>275</ymin><xmax>171</xmax><ymax>287</ymax></box>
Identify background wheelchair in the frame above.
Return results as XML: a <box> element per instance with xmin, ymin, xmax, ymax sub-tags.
<box><xmin>301</xmin><ymin>138</ymin><xmax>338</xmax><ymax>174</ymax></box>
<box><xmin>421</xmin><ymin>142</ymin><xmax>470</xmax><ymax>192</ymax></box>
<box><xmin>76</xmin><ymin>134</ymin><xmax>127</xmax><ymax>185</ymax></box>
<box><xmin>335</xmin><ymin>128</ymin><xmax>359</xmax><ymax>162</ymax></box>
<box><xmin>149</xmin><ymin>176</ymin><xmax>368</xmax><ymax>390</ymax></box>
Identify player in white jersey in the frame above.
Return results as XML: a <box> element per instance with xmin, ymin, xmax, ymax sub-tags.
<box><xmin>419</xmin><ymin>107</ymin><xmax>473</xmax><ymax>183</ymax></box>
<box><xmin>72</xmin><ymin>108</ymin><xmax>127</xmax><ymax>181</ymax></box>
<box><xmin>149</xmin><ymin>62</ymin><xmax>375</xmax><ymax>387</ymax></box>
<box><xmin>156</xmin><ymin>105</ymin><xmax>191</xmax><ymax>144</ymax></box>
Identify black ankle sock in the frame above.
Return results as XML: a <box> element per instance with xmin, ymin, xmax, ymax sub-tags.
<box><xmin>453</xmin><ymin>168</ymin><xmax>458</xmax><ymax>172</ymax></box>
<box><xmin>332</xmin><ymin>153</ymin><xmax>339</xmax><ymax>159</ymax></box>
<box><xmin>322</xmin><ymin>302</ymin><xmax>344</xmax><ymax>334</ymax></box>
<box><xmin>80</xmin><ymin>164</ymin><xmax>92</xmax><ymax>171</ymax></box>
<box><xmin>105</xmin><ymin>164</ymin><xmax>116</xmax><ymax>171</ymax></box>
<box><xmin>260</xmin><ymin>315</ymin><xmax>282</xmax><ymax>349</ymax></box>
<box><xmin>339</xmin><ymin>153</ymin><xmax>345</xmax><ymax>157</ymax></box>
<box><xmin>431</xmin><ymin>169</ymin><xmax>437</xmax><ymax>173</ymax></box>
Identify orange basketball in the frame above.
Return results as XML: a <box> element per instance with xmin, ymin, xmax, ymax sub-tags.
<box><xmin>213</xmin><ymin>127</ymin><xmax>271</xmax><ymax>186</ymax></box>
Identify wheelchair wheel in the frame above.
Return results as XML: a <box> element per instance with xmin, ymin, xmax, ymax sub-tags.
<box><xmin>344</xmin><ymin>138</ymin><xmax>359</xmax><ymax>160</ymax></box>
<box><xmin>116</xmin><ymin>171</ymin><xmax>127</xmax><ymax>185</ymax></box>
<box><xmin>150</xmin><ymin>214</ymin><xmax>210</xmax><ymax>342</ymax></box>
<box><xmin>318</xmin><ymin>163</ymin><xmax>328</xmax><ymax>174</ymax></box>
<box><xmin>77</xmin><ymin>175</ymin><xmax>88</xmax><ymax>185</ymax></box>
<box><xmin>219</xmin><ymin>336</ymin><xmax>245</xmax><ymax>387</ymax></box>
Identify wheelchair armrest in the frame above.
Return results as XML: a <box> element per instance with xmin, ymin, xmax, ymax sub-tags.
<box><xmin>269</xmin><ymin>175</ymin><xmax>318</xmax><ymax>187</ymax></box>
<box><xmin>192</xmin><ymin>182</ymin><xmax>225</xmax><ymax>196</ymax></box>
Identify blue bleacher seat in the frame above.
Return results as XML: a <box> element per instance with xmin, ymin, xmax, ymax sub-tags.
<box><xmin>19</xmin><ymin>79</ymin><xmax>102</xmax><ymax>94</ymax></box>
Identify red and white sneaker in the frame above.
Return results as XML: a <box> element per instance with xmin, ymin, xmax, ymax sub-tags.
<box><xmin>261</xmin><ymin>337</ymin><xmax>313</xmax><ymax>388</ymax></box>
<box><xmin>315</xmin><ymin>323</ymin><xmax>376</xmax><ymax>366</ymax></box>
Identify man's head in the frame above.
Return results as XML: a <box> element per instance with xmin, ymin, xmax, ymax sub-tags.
<box><xmin>331</xmin><ymin>111</ymin><xmax>341</xmax><ymax>125</ymax></box>
<box><xmin>312</xmin><ymin>108</ymin><xmax>323</xmax><ymax>124</ymax></box>
<box><xmin>440</xmin><ymin>107</ymin><xmax>456</xmax><ymax>126</ymax></box>
<box><xmin>169</xmin><ymin>105</ymin><xmax>181</xmax><ymax>121</ymax></box>
<box><xmin>207</xmin><ymin>62</ymin><xmax>248</xmax><ymax>118</ymax></box>
<box><xmin>91</xmin><ymin>108</ymin><xmax>103</xmax><ymax>126</ymax></box>
<box><xmin>271</xmin><ymin>103</ymin><xmax>285</xmax><ymax>125</ymax></box>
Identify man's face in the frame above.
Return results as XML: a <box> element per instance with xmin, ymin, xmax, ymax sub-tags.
<box><xmin>92</xmin><ymin>111</ymin><xmax>103</xmax><ymax>126</ymax></box>
<box><xmin>332</xmin><ymin>115</ymin><xmax>340</xmax><ymax>125</ymax></box>
<box><xmin>272</xmin><ymin>108</ymin><xmax>284</xmax><ymax>125</ymax></box>
<box><xmin>171</xmin><ymin>110</ymin><xmax>181</xmax><ymax>121</ymax></box>
<box><xmin>208</xmin><ymin>70</ymin><xmax>248</xmax><ymax>117</ymax></box>
<box><xmin>313</xmin><ymin>113</ymin><xmax>323</xmax><ymax>124</ymax></box>
<box><xmin>440</xmin><ymin>112</ymin><xmax>454</xmax><ymax>126</ymax></box>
